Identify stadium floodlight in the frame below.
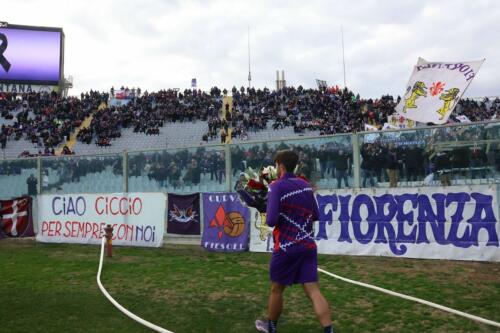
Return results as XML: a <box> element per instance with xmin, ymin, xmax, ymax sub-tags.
<box><xmin>247</xmin><ymin>26</ymin><xmax>251</xmax><ymax>88</ymax></box>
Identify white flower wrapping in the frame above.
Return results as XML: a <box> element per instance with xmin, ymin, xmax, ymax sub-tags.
<box><xmin>235</xmin><ymin>165</ymin><xmax>278</xmax><ymax>213</ymax></box>
<box><xmin>260</xmin><ymin>165</ymin><xmax>278</xmax><ymax>185</ymax></box>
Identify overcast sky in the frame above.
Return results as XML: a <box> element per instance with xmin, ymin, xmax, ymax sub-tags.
<box><xmin>4</xmin><ymin>0</ymin><xmax>500</xmax><ymax>97</ymax></box>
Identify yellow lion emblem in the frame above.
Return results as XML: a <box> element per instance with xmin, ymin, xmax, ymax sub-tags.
<box><xmin>436</xmin><ymin>88</ymin><xmax>460</xmax><ymax>119</ymax></box>
<box><xmin>403</xmin><ymin>81</ymin><xmax>427</xmax><ymax>113</ymax></box>
<box><xmin>255</xmin><ymin>211</ymin><xmax>272</xmax><ymax>241</ymax></box>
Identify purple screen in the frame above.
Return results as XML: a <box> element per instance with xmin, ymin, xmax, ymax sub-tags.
<box><xmin>0</xmin><ymin>28</ymin><xmax>61</xmax><ymax>83</ymax></box>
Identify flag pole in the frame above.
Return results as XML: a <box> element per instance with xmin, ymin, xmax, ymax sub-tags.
<box><xmin>248</xmin><ymin>26</ymin><xmax>252</xmax><ymax>88</ymax></box>
<box><xmin>341</xmin><ymin>25</ymin><xmax>346</xmax><ymax>89</ymax></box>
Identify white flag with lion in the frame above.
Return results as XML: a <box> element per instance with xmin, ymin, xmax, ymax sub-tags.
<box><xmin>395</xmin><ymin>58</ymin><xmax>484</xmax><ymax>124</ymax></box>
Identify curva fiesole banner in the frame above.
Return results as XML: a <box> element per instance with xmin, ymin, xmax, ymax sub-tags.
<box><xmin>250</xmin><ymin>185</ymin><xmax>500</xmax><ymax>262</ymax></box>
<box><xmin>202</xmin><ymin>192</ymin><xmax>250</xmax><ymax>252</ymax></box>
<box><xmin>36</xmin><ymin>193</ymin><xmax>166</xmax><ymax>247</ymax></box>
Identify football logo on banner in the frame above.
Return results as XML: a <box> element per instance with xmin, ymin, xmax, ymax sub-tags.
<box><xmin>396</xmin><ymin>58</ymin><xmax>484</xmax><ymax>124</ymax></box>
<box><xmin>202</xmin><ymin>192</ymin><xmax>250</xmax><ymax>252</ymax></box>
<box><xmin>209</xmin><ymin>205</ymin><xmax>245</xmax><ymax>240</ymax></box>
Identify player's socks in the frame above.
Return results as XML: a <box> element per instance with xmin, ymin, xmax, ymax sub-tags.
<box><xmin>323</xmin><ymin>325</ymin><xmax>334</xmax><ymax>333</ymax></box>
<box><xmin>268</xmin><ymin>319</ymin><xmax>278</xmax><ymax>333</ymax></box>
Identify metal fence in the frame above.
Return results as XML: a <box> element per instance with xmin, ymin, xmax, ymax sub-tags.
<box><xmin>1</xmin><ymin>120</ymin><xmax>499</xmax><ymax>199</ymax></box>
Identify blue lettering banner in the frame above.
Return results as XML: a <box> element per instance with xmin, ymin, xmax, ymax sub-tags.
<box><xmin>250</xmin><ymin>185</ymin><xmax>500</xmax><ymax>262</ymax></box>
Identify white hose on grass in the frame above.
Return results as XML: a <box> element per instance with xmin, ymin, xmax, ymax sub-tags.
<box><xmin>318</xmin><ymin>268</ymin><xmax>500</xmax><ymax>329</ymax></box>
<box><xmin>96</xmin><ymin>237</ymin><xmax>499</xmax><ymax>330</ymax></box>
<box><xmin>97</xmin><ymin>237</ymin><xmax>175</xmax><ymax>333</ymax></box>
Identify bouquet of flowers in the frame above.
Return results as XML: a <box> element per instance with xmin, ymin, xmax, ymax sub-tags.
<box><xmin>234</xmin><ymin>166</ymin><xmax>278</xmax><ymax>213</ymax></box>
<box><xmin>235</xmin><ymin>165</ymin><xmax>312</xmax><ymax>241</ymax></box>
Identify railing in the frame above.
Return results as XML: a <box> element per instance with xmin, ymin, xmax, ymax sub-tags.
<box><xmin>0</xmin><ymin>120</ymin><xmax>499</xmax><ymax>199</ymax></box>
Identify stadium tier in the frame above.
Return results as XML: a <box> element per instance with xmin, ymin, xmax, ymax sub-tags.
<box><xmin>1</xmin><ymin>87</ymin><xmax>499</xmax><ymax>158</ymax></box>
<box><xmin>0</xmin><ymin>86</ymin><xmax>499</xmax><ymax>199</ymax></box>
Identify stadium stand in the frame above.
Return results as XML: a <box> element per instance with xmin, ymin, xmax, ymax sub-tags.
<box><xmin>0</xmin><ymin>86</ymin><xmax>499</xmax><ymax>199</ymax></box>
<box><xmin>1</xmin><ymin>87</ymin><xmax>499</xmax><ymax>158</ymax></box>
<box><xmin>73</xmin><ymin>120</ymin><xmax>209</xmax><ymax>155</ymax></box>
<box><xmin>0</xmin><ymin>90</ymin><xmax>105</xmax><ymax>158</ymax></box>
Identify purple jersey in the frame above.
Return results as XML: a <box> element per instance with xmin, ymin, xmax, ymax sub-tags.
<box><xmin>266</xmin><ymin>172</ymin><xmax>318</xmax><ymax>253</ymax></box>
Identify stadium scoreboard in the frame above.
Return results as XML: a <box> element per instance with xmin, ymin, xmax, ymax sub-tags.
<box><xmin>0</xmin><ymin>22</ymin><xmax>65</xmax><ymax>92</ymax></box>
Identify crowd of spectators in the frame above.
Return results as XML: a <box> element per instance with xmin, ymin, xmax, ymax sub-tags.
<box><xmin>231</xmin><ymin>140</ymin><xmax>354</xmax><ymax>188</ymax></box>
<box><xmin>0</xmin><ymin>90</ymin><xmax>106</xmax><ymax>157</ymax></box>
<box><xmin>1</xmin><ymin>86</ymin><xmax>499</xmax><ymax>164</ymax></box>
<box><xmin>129</xmin><ymin>147</ymin><xmax>226</xmax><ymax>188</ymax></box>
<box><xmin>359</xmin><ymin>122</ymin><xmax>500</xmax><ymax>187</ymax></box>
<box><xmin>2</xmin><ymin>85</ymin><xmax>498</xmax><ymax>199</ymax></box>
<box><xmin>0</xmin><ymin>158</ymin><xmax>36</xmax><ymax>176</ymax></box>
<box><xmin>78</xmin><ymin>88</ymin><xmax>222</xmax><ymax>147</ymax></box>
<box><xmin>229</xmin><ymin>118</ymin><xmax>500</xmax><ymax>189</ymax></box>
<box><xmin>227</xmin><ymin>86</ymin><xmax>398</xmax><ymax>138</ymax></box>
<box><xmin>10</xmin><ymin>146</ymin><xmax>227</xmax><ymax>192</ymax></box>
<box><xmin>228</xmin><ymin>86</ymin><xmax>500</xmax><ymax>138</ymax></box>
<box><xmin>2</xmin><ymin>125</ymin><xmax>498</xmax><ymax>196</ymax></box>
<box><xmin>453</xmin><ymin>97</ymin><xmax>500</xmax><ymax>122</ymax></box>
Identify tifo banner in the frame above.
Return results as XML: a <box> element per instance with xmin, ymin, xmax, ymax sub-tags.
<box><xmin>0</xmin><ymin>197</ymin><xmax>34</xmax><ymax>239</ymax></box>
<box><xmin>167</xmin><ymin>193</ymin><xmax>200</xmax><ymax>235</ymax></box>
<box><xmin>202</xmin><ymin>192</ymin><xmax>250</xmax><ymax>252</ymax></box>
<box><xmin>456</xmin><ymin>115</ymin><xmax>471</xmax><ymax>123</ymax></box>
<box><xmin>250</xmin><ymin>186</ymin><xmax>500</xmax><ymax>262</ymax></box>
<box><xmin>395</xmin><ymin>57</ymin><xmax>484</xmax><ymax>124</ymax></box>
<box><xmin>36</xmin><ymin>193</ymin><xmax>165</xmax><ymax>247</ymax></box>
<box><xmin>249</xmin><ymin>208</ymin><xmax>273</xmax><ymax>253</ymax></box>
<box><xmin>386</xmin><ymin>114</ymin><xmax>416</xmax><ymax>129</ymax></box>
<box><xmin>364</xmin><ymin>123</ymin><xmax>378</xmax><ymax>131</ymax></box>
<box><xmin>115</xmin><ymin>89</ymin><xmax>132</xmax><ymax>100</ymax></box>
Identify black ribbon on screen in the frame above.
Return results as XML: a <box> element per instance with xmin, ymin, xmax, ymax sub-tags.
<box><xmin>0</xmin><ymin>33</ymin><xmax>11</xmax><ymax>73</ymax></box>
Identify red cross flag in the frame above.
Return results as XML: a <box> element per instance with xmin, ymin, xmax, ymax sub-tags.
<box><xmin>0</xmin><ymin>197</ymin><xmax>34</xmax><ymax>238</ymax></box>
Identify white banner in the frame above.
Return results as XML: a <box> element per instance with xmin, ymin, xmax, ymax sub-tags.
<box><xmin>386</xmin><ymin>114</ymin><xmax>416</xmax><ymax>129</ymax></box>
<box><xmin>456</xmin><ymin>115</ymin><xmax>471</xmax><ymax>123</ymax></box>
<box><xmin>250</xmin><ymin>185</ymin><xmax>500</xmax><ymax>262</ymax></box>
<box><xmin>36</xmin><ymin>193</ymin><xmax>166</xmax><ymax>247</ymax></box>
<box><xmin>0</xmin><ymin>83</ymin><xmax>59</xmax><ymax>94</ymax></box>
<box><xmin>364</xmin><ymin>123</ymin><xmax>378</xmax><ymax>131</ymax></box>
<box><xmin>395</xmin><ymin>58</ymin><xmax>484</xmax><ymax>124</ymax></box>
<box><xmin>249</xmin><ymin>207</ymin><xmax>274</xmax><ymax>253</ymax></box>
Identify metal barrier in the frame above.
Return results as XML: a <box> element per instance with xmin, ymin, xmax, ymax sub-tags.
<box><xmin>0</xmin><ymin>119</ymin><xmax>499</xmax><ymax>199</ymax></box>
